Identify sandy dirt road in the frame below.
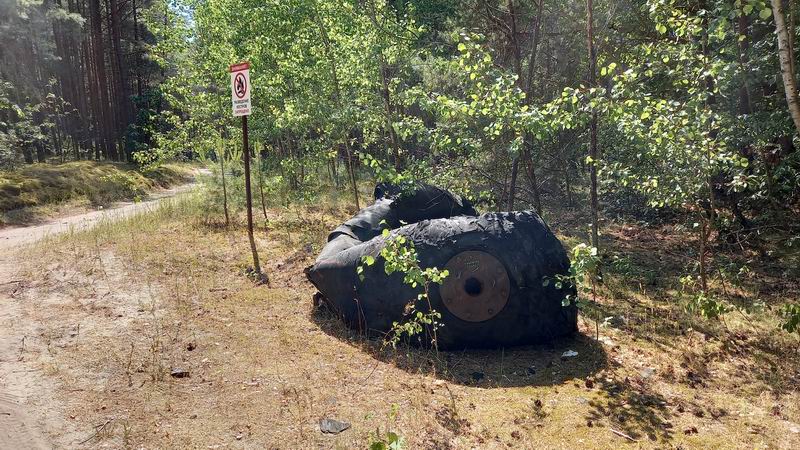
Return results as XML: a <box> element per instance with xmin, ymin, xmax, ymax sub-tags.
<box><xmin>0</xmin><ymin>179</ymin><xmax>202</xmax><ymax>449</ymax></box>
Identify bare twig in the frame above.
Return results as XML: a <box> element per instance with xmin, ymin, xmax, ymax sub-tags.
<box><xmin>610</xmin><ymin>428</ymin><xmax>637</xmax><ymax>442</ymax></box>
<box><xmin>78</xmin><ymin>418</ymin><xmax>113</xmax><ymax>445</ymax></box>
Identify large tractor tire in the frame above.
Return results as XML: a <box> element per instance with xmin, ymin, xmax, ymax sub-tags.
<box><xmin>306</xmin><ymin>184</ymin><xmax>577</xmax><ymax>349</ymax></box>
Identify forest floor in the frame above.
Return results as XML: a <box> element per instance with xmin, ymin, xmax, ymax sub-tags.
<box><xmin>0</xmin><ymin>180</ymin><xmax>799</xmax><ymax>449</ymax></box>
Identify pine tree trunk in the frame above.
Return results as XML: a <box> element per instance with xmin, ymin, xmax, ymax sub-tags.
<box><xmin>108</xmin><ymin>0</ymin><xmax>131</xmax><ymax>160</ymax></box>
<box><xmin>88</xmin><ymin>0</ymin><xmax>115</xmax><ymax>160</ymax></box>
<box><xmin>133</xmin><ymin>0</ymin><xmax>143</xmax><ymax>97</ymax></box>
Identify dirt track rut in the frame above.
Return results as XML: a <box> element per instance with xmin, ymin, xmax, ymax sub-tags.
<box><xmin>0</xmin><ymin>178</ymin><xmax>201</xmax><ymax>448</ymax></box>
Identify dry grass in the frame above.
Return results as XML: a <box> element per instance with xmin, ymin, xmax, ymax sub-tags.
<box><xmin>5</xmin><ymin>186</ymin><xmax>800</xmax><ymax>449</ymax></box>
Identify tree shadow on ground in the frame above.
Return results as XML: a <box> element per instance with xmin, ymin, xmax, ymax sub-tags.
<box><xmin>311</xmin><ymin>305</ymin><xmax>607</xmax><ymax>388</ymax></box>
<box><xmin>586</xmin><ymin>375</ymin><xmax>675</xmax><ymax>443</ymax></box>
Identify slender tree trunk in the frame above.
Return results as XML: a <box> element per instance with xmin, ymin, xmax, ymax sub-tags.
<box><xmin>257</xmin><ymin>142</ymin><xmax>269</xmax><ymax>224</ymax></box>
<box><xmin>586</xmin><ymin>0</ymin><xmax>600</xmax><ymax>250</ymax></box>
<box><xmin>315</xmin><ymin>9</ymin><xmax>360</xmax><ymax>209</ymax></box>
<box><xmin>34</xmin><ymin>142</ymin><xmax>44</xmax><ymax>162</ymax></box>
<box><xmin>505</xmin><ymin>0</ymin><xmax>521</xmax><ymax>211</ymax></box>
<box><xmin>524</xmin><ymin>0</ymin><xmax>545</xmax><ymax>99</ymax></box>
<box><xmin>736</xmin><ymin>6</ymin><xmax>753</xmax><ymax>115</ymax></box>
<box><xmin>365</xmin><ymin>0</ymin><xmax>402</xmax><ymax>170</ymax></box>
<box><xmin>790</xmin><ymin>0</ymin><xmax>795</xmax><ymax>71</ymax></box>
<box><xmin>522</xmin><ymin>0</ymin><xmax>545</xmax><ymax>212</ymax></box>
<box><xmin>772</xmin><ymin>0</ymin><xmax>800</xmax><ymax>134</ymax></box>
<box><xmin>242</xmin><ymin>116</ymin><xmax>263</xmax><ymax>277</ymax></box>
<box><xmin>507</xmin><ymin>155</ymin><xmax>520</xmax><ymax>211</ymax></box>
<box><xmin>22</xmin><ymin>147</ymin><xmax>34</xmax><ymax>164</ymax></box>
<box><xmin>698</xmin><ymin>212</ymin><xmax>709</xmax><ymax>294</ymax></box>
<box><xmin>344</xmin><ymin>138</ymin><xmax>360</xmax><ymax>210</ymax></box>
<box><xmin>523</xmin><ymin>148</ymin><xmax>542</xmax><ymax>212</ymax></box>
<box><xmin>219</xmin><ymin>136</ymin><xmax>230</xmax><ymax>227</ymax></box>
<box><xmin>504</xmin><ymin>0</ymin><xmax>545</xmax><ymax>212</ymax></box>
<box><xmin>564</xmin><ymin>158</ymin><xmax>574</xmax><ymax>207</ymax></box>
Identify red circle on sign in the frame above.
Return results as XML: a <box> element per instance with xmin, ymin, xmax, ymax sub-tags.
<box><xmin>234</xmin><ymin>72</ymin><xmax>247</xmax><ymax>99</ymax></box>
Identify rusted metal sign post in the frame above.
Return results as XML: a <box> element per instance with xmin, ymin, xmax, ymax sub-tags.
<box><xmin>230</xmin><ymin>62</ymin><xmax>262</xmax><ymax>278</ymax></box>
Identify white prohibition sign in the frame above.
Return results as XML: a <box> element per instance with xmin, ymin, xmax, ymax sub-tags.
<box><xmin>230</xmin><ymin>62</ymin><xmax>251</xmax><ymax>117</ymax></box>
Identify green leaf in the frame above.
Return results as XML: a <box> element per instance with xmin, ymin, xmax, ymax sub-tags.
<box><xmin>457</xmin><ymin>43</ymin><xmax>467</xmax><ymax>52</ymax></box>
<box><xmin>364</xmin><ymin>255</ymin><xmax>376</xmax><ymax>266</ymax></box>
<box><xmin>656</xmin><ymin>23</ymin><xmax>667</xmax><ymax>34</ymax></box>
<box><xmin>760</xmin><ymin>8</ymin><xmax>772</xmax><ymax>20</ymax></box>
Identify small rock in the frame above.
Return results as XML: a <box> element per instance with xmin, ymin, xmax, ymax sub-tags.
<box><xmin>189</xmin><ymin>414</ymin><xmax>197</xmax><ymax>419</ymax></box>
<box><xmin>606</xmin><ymin>315</ymin><xmax>626</xmax><ymax>327</ymax></box>
<box><xmin>235</xmin><ymin>433</ymin><xmax>243</xmax><ymax>440</ymax></box>
<box><xmin>577</xmin><ymin>397</ymin><xmax>588</xmax><ymax>405</ymax></box>
<box><xmin>598</xmin><ymin>336</ymin><xmax>616</xmax><ymax>347</ymax></box>
<box><xmin>640</xmin><ymin>367</ymin><xmax>656</xmax><ymax>379</ymax></box>
<box><xmin>789</xmin><ymin>425</ymin><xmax>800</xmax><ymax>434</ymax></box>
<box><xmin>319</xmin><ymin>418</ymin><xmax>351</xmax><ymax>434</ymax></box>
<box><xmin>561</xmin><ymin>350</ymin><xmax>578</xmax><ymax>358</ymax></box>
<box><xmin>170</xmin><ymin>368</ymin><xmax>190</xmax><ymax>378</ymax></box>
<box><xmin>186</xmin><ymin>342</ymin><xmax>196</xmax><ymax>351</ymax></box>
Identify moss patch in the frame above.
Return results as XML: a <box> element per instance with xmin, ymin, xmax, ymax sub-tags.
<box><xmin>0</xmin><ymin>161</ymin><xmax>192</xmax><ymax>225</ymax></box>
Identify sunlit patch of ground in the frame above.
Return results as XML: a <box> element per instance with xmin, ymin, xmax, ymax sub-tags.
<box><xmin>4</xmin><ymin>186</ymin><xmax>799</xmax><ymax>448</ymax></box>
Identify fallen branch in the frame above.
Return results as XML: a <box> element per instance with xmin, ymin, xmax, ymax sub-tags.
<box><xmin>610</xmin><ymin>428</ymin><xmax>637</xmax><ymax>442</ymax></box>
<box><xmin>78</xmin><ymin>418</ymin><xmax>113</xmax><ymax>445</ymax></box>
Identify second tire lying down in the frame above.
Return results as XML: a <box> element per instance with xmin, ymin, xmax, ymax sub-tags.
<box><xmin>306</xmin><ymin>184</ymin><xmax>577</xmax><ymax>349</ymax></box>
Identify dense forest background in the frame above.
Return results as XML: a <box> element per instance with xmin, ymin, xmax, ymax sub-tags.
<box><xmin>0</xmin><ymin>0</ymin><xmax>170</xmax><ymax>164</ymax></box>
<box><xmin>3</xmin><ymin>0</ymin><xmax>799</xmax><ymax>215</ymax></box>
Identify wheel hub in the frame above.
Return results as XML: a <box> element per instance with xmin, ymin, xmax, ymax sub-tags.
<box><xmin>440</xmin><ymin>250</ymin><xmax>510</xmax><ymax>322</ymax></box>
